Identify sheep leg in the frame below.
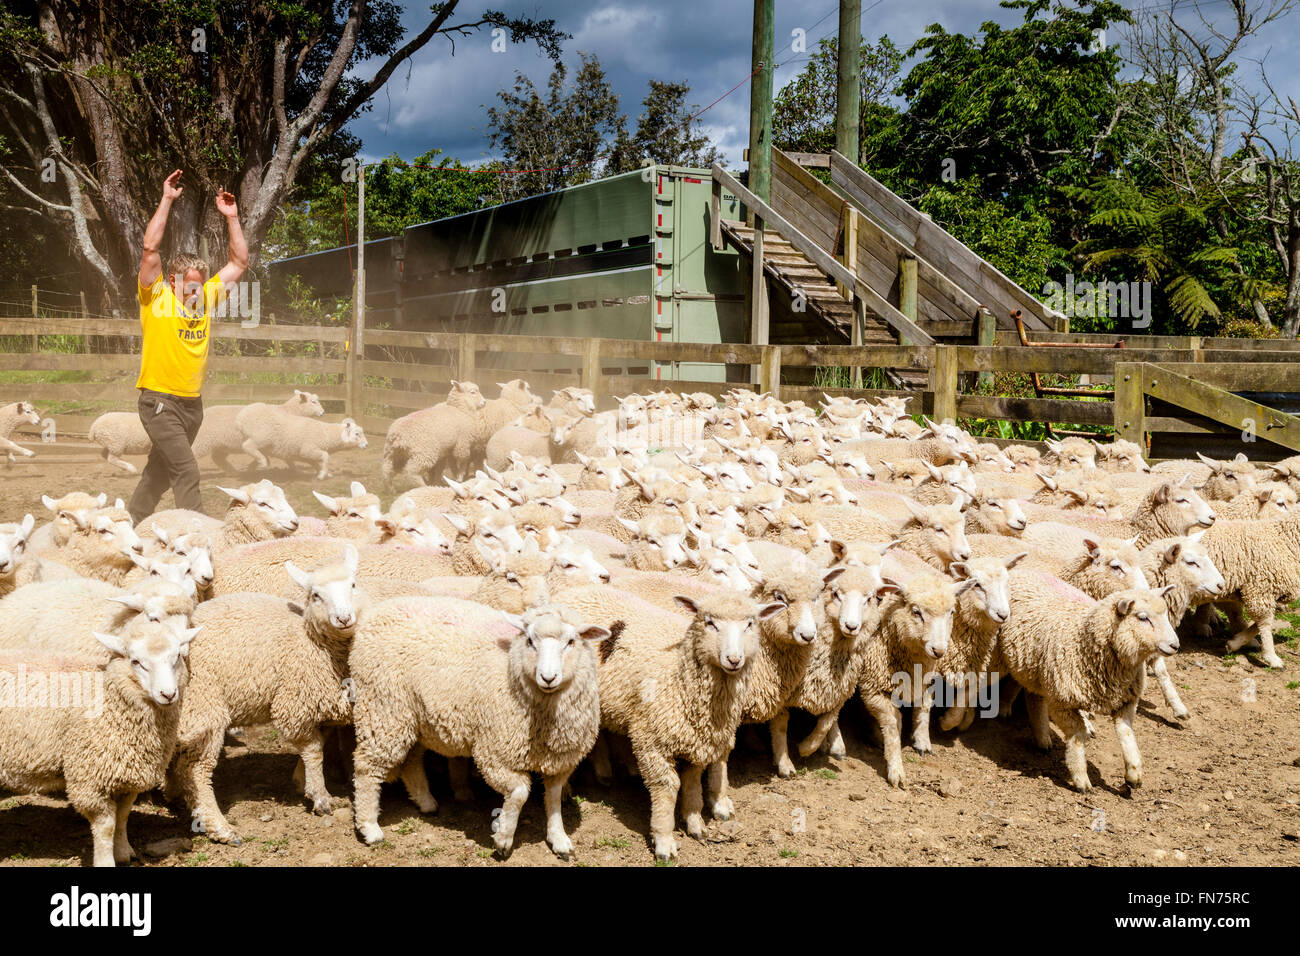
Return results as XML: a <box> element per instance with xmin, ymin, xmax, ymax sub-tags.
<box><xmin>106</xmin><ymin>453</ymin><xmax>139</xmax><ymax>475</ymax></box>
<box><xmin>113</xmin><ymin>792</ymin><xmax>139</xmax><ymax>864</ymax></box>
<box><xmin>1114</xmin><ymin>698</ymin><xmax>1143</xmax><ymax>788</ymax></box>
<box><xmin>210</xmin><ymin>450</ymin><xmax>231</xmax><ymax>472</ymax></box>
<box><xmin>310</xmin><ymin>449</ymin><xmax>331</xmax><ymax>481</ymax></box>
<box><xmin>706</xmin><ymin>760</ymin><xmax>733</xmax><ymax>821</ymax></box>
<box><xmin>641</xmin><ymin>751</ymin><xmax>681</xmax><ymax>861</ymax></box>
<box><xmin>912</xmin><ymin>685</ymin><xmax>935</xmax><ymax>755</ymax></box>
<box><xmin>798</xmin><ymin>711</ymin><xmax>841</xmax><ymax>757</ymax></box>
<box><xmin>185</xmin><ymin>732</ymin><xmax>241</xmax><ymax>845</ymax></box>
<box><xmin>351</xmin><ymin>740</ymin><xmax>399</xmax><ymax>845</ymax></box>
<box><xmin>1025</xmin><ymin>694</ymin><xmax>1052</xmax><ymax>751</ymax></box>
<box><xmin>85</xmin><ymin>800</ymin><xmax>118</xmax><ymax>868</ymax></box>
<box><xmin>240</xmin><ymin>438</ymin><xmax>269</xmax><ymax>471</ymax></box>
<box><xmin>998</xmin><ymin>676</ymin><xmax>1023</xmax><ymax>717</ymax></box>
<box><xmin>1191</xmin><ymin>604</ymin><xmax>1218</xmax><ymax>638</ymax></box>
<box><xmin>479</xmin><ymin>764</ymin><xmax>532</xmax><ymax>860</ymax></box>
<box><xmin>1054</xmin><ymin>709</ymin><xmax>1092</xmax><ymax>792</ymax></box>
<box><xmin>1251</xmin><ymin>607</ymin><xmax>1284</xmax><ymax>669</ymax></box>
<box><xmin>939</xmin><ymin>677</ymin><xmax>969</xmax><ymax>732</ymax></box>
<box><xmin>768</xmin><ymin>709</ymin><xmax>796</xmax><ymax>777</ymax></box>
<box><xmin>589</xmin><ymin>735</ymin><xmax>614</xmax><ymax>786</ymax></box>
<box><xmin>862</xmin><ymin>693</ymin><xmax>906</xmax><ymax>788</ymax></box>
<box><xmin>298</xmin><ymin>732</ymin><xmax>333</xmax><ymax>815</ymax></box>
<box><xmin>448</xmin><ymin>756</ymin><xmax>474</xmax><ymax>801</ymax></box>
<box><xmin>543</xmin><ymin>771</ymin><xmax>575</xmax><ymax>860</ymax></box>
<box><xmin>823</xmin><ymin>717</ymin><xmax>846</xmax><ymax>757</ymax></box>
<box><xmin>1150</xmin><ymin>657</ymin><xmax>1190</xmax><ymax>718</ymax></box>
<box><xmin>679</xmin><ymin>764</ymin><xmax>707</xmax><ymax>841</ymax></box>
<box><xmin>399</xmin><ymin>747</ymin><xmax>437</xmax><ymax>814</ymax></box>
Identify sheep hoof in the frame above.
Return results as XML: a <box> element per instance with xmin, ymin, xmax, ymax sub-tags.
<box><xmin>653</xmin><ymin>834</ymin><xmax>678</xmax><ymax>861</ymax></box>
<box><xmin>358</xmin><ymin>822</ymin><xmax>384</xmax><ymax>845</ymax></box>
<box><xmin>548</xmin><ymin>834</ymin><xmax>573</xmax><ymax>860</ymax></box>
<box><xmin>796</xmin><ymin>738</ymin><xmax>820</xmax><ymax>758</ymax></box>
<box><xmin>413</xmin><ymin>795</ymin><xmax>438</xmax><ymax>814</ymax></box>
<box><xmin>827</xmin><ymin>740</ymin><xmax>846</xmax><ymax>759</ymax></box>
<box><xmin>775</xmin><ymin>758</ymin><xmax>796</xmax><ymax>779</ymax></box>
<box><xmin>684</xmin><ymin>815</ymin><xmax>705</xmax><ymax>841</ymax></box>
<box><xmin>913</xmin><ymin>741</ymin><xmax>932</xmax><ymax>756</ymax></box>
<box><xmin>1172</xmin><ymin>705</ymin><xmax>1190</xmax><ymax>720</ymax></box>
<box><xmin>1126</xmin><ymin>774</ymin><xmax>1143</xmax><ymax>789</ymax></box>
<box><xmin>1069</xmin><ymin>778</ymin><xmax>1093</xmax><ymax>793</ymax></box>
<box><xmin>887</xmin><ymin>769</ymin><xmax>907</xmax><ymax>789</ymax></box>
<box><xmin>492</xmin><ymin>837</ymin><xmax>515</xmax><ymax>860</ymax></box>
<box><xmin>711</xmin><ymin>799</ymin><xmax>734</xmax><ymax>821</ymax></box>
<box><xmin>114</xmin><ymin>845</ymin><xmax>137</xmax><ymax>864</ymax></box>
<box><xmin>1263</xmin><ymin>654</ymin><xmax>1285</xmax><ymax>669</ymax></box>
<box><xmin>311</xmin><ymin>796</ymin><xmax>332</xmax><ymax>815</ymax></box>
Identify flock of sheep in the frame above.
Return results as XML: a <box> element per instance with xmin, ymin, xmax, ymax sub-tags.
<box><xmin>0</xmin><ymin>379</ymin><xmax>1297</xmax><ymax>866</ymax></box>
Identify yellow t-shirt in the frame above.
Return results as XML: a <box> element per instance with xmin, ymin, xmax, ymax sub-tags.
<box><xmin>136</xmin><ymin>274</ymin><xmax>224</xmax><ymax>398</ymax></box>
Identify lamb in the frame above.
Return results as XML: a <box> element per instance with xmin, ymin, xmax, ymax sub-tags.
<box><xmin>137</xmin><ymin>479</ymin><xmax>299</xmax><ymax>551</ymax></box>
<box><xmin>306</xmin><ymin>481</ymin><xmax>384</xmax><ymax>539</ymax></box>
<box><xmin>381</xmin><ymin>380</ymin><xmax>487</xmax><ymax>486</ymax></box>
<box><xmin>855</xmin><ymin>573</ymin><xmax>965</xmax><ymax>787</ymax></box>
<box><xmin>1021</xmin><ymin>476</ymin><xmax>1216</xmax><ymax>549</ymax></box>
<box><xmin>89</xmin><ymin>391</ymin><xmax>324</xmax><ymax>474</ymax></box>
<box><xmin>28</xmin><ymin>491</ymin><xmax>109</xmax><ymax>552</ymax></box>
<box><xmin>595</xmin><ymin>590</ymin><xmax>782</xmax><ymax>860</ymax></box>
<box><xmin>0</xmin><ymin>615</ymin><xmax>199</xmax><ymax>865</ymax></box>
<box><xmin>170</xmin><ymin>544</ymin><xmax>365</xmax><ymax>844</ymax></box>
<box><xmin>896</xmin><ymin>499</ymin><xmax>973</xmax><ymax>572</ymax></box>
<box><xmin>33</xmin><ymin>500</ymin><xmax>142</xmax><ymax>585</ymax></box>
<box><xmin>0</xmin><ymin>514</ymin><xmax>58</xmax><ymax>596</ymax></box>
<box><xmin>1042</xmin><ymin>436</ymin><xmax>1098</xmax><ymax>471</ymax></box>
<box><xmin>1095</xmin><ymin>438</ymin><xmax>1150</xmax><ymax>474</ymax></box>
<box><xmin>1209</xmin><ymin>483</ymin><xmax>1296</xmax><ymax>521</ymax></box>
<box><xmin>0</xmin><ymin>401</ymin><xmax>40</xmax><ymax>464</ymax></box>
<box><xmin>350</xmin><ymin>602</ymin><xmax>609</xmax><ymax>859</ymax></box>
<box><xmin>996</xmin><ymin>579</ymin><xmax>1179</xmax><ymax>791</ymax></box>
<box><xmin>621</xmin><ymin>513</ymin><xmax>691</xmax><ymax>571</ymax></box>
<box><xmin>475</xmin><ymin>378</ymin><xmax>539</xmax><ymax>447</ymax></box>
<box><xmin>194</xmin><ymin>390</ymin><xmax>326</xmax><ymax>470</ymax></box>
<box><xmin>1192</xmin><ymin>515</ymin><xmax>1300</xmax><ymax>668</ymax></box>
<box><xmin>235</xmin><ymin>406</ymin><xmax>367</xmax><ymax>479</ymax></box>
<box><xmin>1193</xmin><ymin>452</ymin><xmax>1256</xmax><ymax>501</ymax></box>
<box><xmin>484</xmin><ymin>404</ymin><xmax>555</xmax><ymax>471</ymax></box>
<box><xmin>964</xmin><ymin>489</ymin><xmax>1028</xmax><ymax>536</ymax></box>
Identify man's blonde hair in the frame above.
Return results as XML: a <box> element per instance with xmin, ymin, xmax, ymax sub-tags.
<box><xmin>168</xmin><ymin>253</ymin><xmax>207</xmax><ymax>279</ymax></box>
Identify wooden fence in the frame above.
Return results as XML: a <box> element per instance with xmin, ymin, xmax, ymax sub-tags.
<box><xmin>2</xmin><ymin>316</ymin><xmax>1298</xmax><ymax>458</ymax></box>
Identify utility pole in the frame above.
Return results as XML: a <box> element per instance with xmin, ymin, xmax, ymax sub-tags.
<box><xmin>748</xmin><ymin>0</ymin><xmax>775</xmax><ymax>212</ymax></box>
<box><xmin>836</xmin><ymin>0</ymin><xmax>862</xmax><ymax>165</ymax></box>
<box><xmin>347</xmin><ymin>163</ymin><xmax>366</xmax><ymax>419</ymax></box>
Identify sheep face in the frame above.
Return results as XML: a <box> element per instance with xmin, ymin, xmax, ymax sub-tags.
<box><xmin>825</xmin><ymin>565</ymin><xmax>882</xmax><ymax>638</ymax></box>
<box><xmin>1254</xmin><ymin>484</ymin><xmax>1297</xmax><ymax>518</ymax></box>
<box><xmin>1083</xmin><ymin>537</ymin><xmax>1148</xmax><ymax>589</ymax></box>
<box><xmin>1111</xmin><ymin>588</ymin><xmax>1179</xmax><ymax>661</ymax></box>
<box><xmin>1097</xmin><ymin>439</ymin><xmax>1149</xmax><ymax>473</ymax></box>
<box><xmin>473</xmin><ymin>512</ymin><xmax>527</xmax><ymax>558</ymax></box>
<box><xmin>285</xmin><ymin>545</ymin><xmax>362</xmax><ymax>634</ymax></box>
<box><xmin>220</xmin><ymin>480</ymin><xmax>299</xmax><ymax>535</ymax></box>
<box><xmin>882</xmin><ymin>578</ymin><xmax>959</xmax><ymax>660</ymax></box>
<box><xmin>1153</xmin><ymin>479</ymin><xmax>1216</xmax><ymax>533</ymax></box>
<box><xmin>482</xmin><ymin>546</ymin><xmax>553</xmax><ymax>613</ymax></box>
<box><xmin>129</xmin><ymin>550</ymin><xmax>199</xmax><ymax>598</ymax></box>
<box><xmin>94</xmin><ymin>617</ymin><xmax>200</xmax><ymax>707</ymax></box>
<box><xmin>503</xmin><ymin>609</ymin><xmax>607</xmax><ymax>694</ymax></box>
<box><xmin>0</xmin><ymin>514</ymin><xmax>35</xmax><ymax>576</ymax></box>
<box><xmin>375</xmin><ymin>510</ymin><xmax>452</xmax><ymax>553</ymax></box>
<box><xmin>696</xmin><ymin>550</ymin><xmax>754</xmax><ymax>591</ymax></box>
<box><xmin>972</xmin><ymin>494</ymin><xmax>1027</xmax><ymax>535</ymax></box>
<box><xmin>339</xmin><ymin>418</ymin><xmax>368</xmax><ymax>450</ymax></box>
<box><xmin>42</xmin><ymin>491</ymin><xmax>108</xmax><ymax>544</ymax></box>
<box><xmin>1045</xmin><ymin>437</ymin><xmax>1098</xmax><ymax>471</ymax></box>
<box><xmin>624</xmin><ymin>514</ymin><xmax>689</xmax><ymax>571</ymax></box>
<box><xmin>971</xmin><ymin>444</ymin><xmax>1012</xmax><ymax>473</ymax></box>
<box><xmin>903</xmin><ymin>500</ymin><xmax>972</xmax><ymax>569</ymax></box>
<box><xmin>169</xmin><ymin>533</ymin><xmax>215</xmax><ymax>589</ymax></box>
<box><xmin>1159</xmin><ymin>535</ymin><xmax>1225</xmax><ymax>598</ymax></box>
<box><xmin>758</xmin><ymin>568</ymin><xmax>842</xmax><ymax>646</ymax></box>
<box><xmin>111</xmin><ymin>579</ymin><xmax>198</xmax><ymax>623</ymax></box>
<box><xmin>1004</xmin><ymin>445</ymin><xmax>1041</xmax><ymax>473</ymax></box>
<box><xmin>292</xmin><ymin>389</ymin><xmax>326</xmax><ymax>416</ymax></box>
<box><xmin>551</xmin><ymin>541</ymin><xmax>610</xmax><ymax>584</ymax></box>
<box><xmin>950</xmin><ymin>554</ymin><xmax>1024</xmax><ymax>625</ymax></box>
<box><xmin>830</xmin><ymin>449</ymin><xmax>874</xmax><ymax>479</ymax></box>
<box><xmin>675</xmin><ymin>594</ymin><xmax>780</xmax><ymax>674</ymax></box>
<box><xmin>448</xmin><ymin>380</ymin><xmax>487</xmax><ymax>411</ymax></box>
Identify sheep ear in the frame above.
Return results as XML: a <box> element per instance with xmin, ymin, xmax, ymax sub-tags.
<box><xmin>95</xmin><ymin>493</ymin><xmax>108</xmax><ymax>507</ymax></box>
<box><xmin>152</xmin><ymin>525</ymin><xmax>171</xmax><ymax>547</ymax></box>
<box><xmin>617</xmin><ymin>517</ymin><xmax>640</xmax><ymax>535</ymax></box>
<box><xmin>114</xmin><ymin>498</ymin><xmax>126</xmax><ymax>510</ymax></box>
<box><xmin>954</xmin><ymin>578</ymin><xmax>978</xmax><ymax>596</ymax></box>
<box><xmin>500</xmin><ymin>612</ymin><xmax>526</xmax><ymax>635</ymax></box>
<box><xmin>218</xmin><ymin>485</ymin><xmax>250</xmax><ymax>504</ymax></box>
<box><xmin>1064</xmin><ymin>487</ymin><xmax>1088</xmax><ymax>504</ymax></box>
<box><xmin>874</xmin><ymin>583</ymin><xmax>901</xmax><ymax>598</ymax></box>
<box><xmin>1156</xmin><ymin>584</ymin><xmax>1176</xmax><ymax>599</ymax></box>
<box><xmin>444</xmin><ymin>476</ymin><xmax>467</xmax><ymax>497</ymax></box>
<box><xmin>444</xmin><ymin>514</ymin><xmax>470</xmax><ymax>536</ymax></box>
<box><xmin>880</xmin><ymin>538</ymin><xmax>902</xmax><ymax>555</ymax></box>
<box><xmin>93</xmin><ymin>631</ymin><xmax>128</xmax><ymax>657</ymax></box>
<box><xmin>1196</xmin><ymin>451</ymin><xmax>1219</xmax><ymax>471</ymax></box>
<box><xmin>1258</xmin><ymin>488</ymin><xmax>1275</xmax><ymax>503</ymax></box>
<box><xmin>18</xmin><ymin>513</ymin><xmax>35</xmax><ymax>540</ymax></box>
<box><xmin>757</xmin><ymin>602</ymin><xmax>786</xmax><ymax>620</ymax></box>
<box><xmin>1005</xmin><ymin>552</ymin><xmax>1029</xmax><ymax>570</ymax></box>
<box><xmin>1116</xmin><ymin>596</ymin><xmax>1135</xmax><ymax>617</ymax></box>
<box><xmin>350</xmin><ymin>481</ymin><xmax>367</xmax><ymax>497</ymax></box>
<box><xmin>579</xmin><ymin>625</ymin><xmax>611</xmax><ymax>643</ymax></box>
<box><xmin>341</xmin><ymin>543</ymin><xmax>359</xmax><ymax>575</ymax></box>
<box><xmin>1153</xmin><ymin>482</ymin><xmax>1172</xmax><ymax>504</ymax></box>
<box><xmin>1163</xmin><ymin>542</ymin><xmax>1182</xmax><ymax>565</ymax></box>
<box><xmin>60</xmin><ymin>509</ymin><xmax>88</xmax><ymax>531</ymax></box>
<box><xmin>1234</xmin><ymin>453</ymin><xmax>1248</xmax><ymax>464</ymax></box>
<box><xmin>284</xmin><ymin>561</ymin><xmax>312</xmax><ymax>591</ymax></box>
<box><xmin>1083</xmin><ymin>537</ymin><xmax>1102</xmax><ymax>558</ymax></box>
<box><xmin>128</xmin><ymin>551</ymin><xmax>151</xmax><ymax>570</ymax></box>
<box><xmin>822</xmin><ymin>566</ymin><xmax>846</xmax><ymax>586</ymax></box>
<box><xmin>313</xmin><ymin>490</ymin><xmax>340</xmax><ymax>514</ymax></box>
<box><xmin>1187</xmin><ymin>529</ymin><xmax>1206</xmax><ymax>544</ymax></box>
<box><xmin>924</xmin><ymin>461</ymin><xmax>943</xmax><ymax>481</ymax></box>
<box><xmin>950</xmin><ymin>561</ymin><xmax>969</xmax><ymax>579</ymax></box>
<box><xmin>109</xmin><ymin>593</ymin><xmax>147</xmax><ymax>611</ymax></box>
<box><xmin>902</xmin><ymin>498</ymin><xmax>929</xmax><ymax>523</ymax></box>
<box><xmin>42</xmin><ymin>494</ymin><xmax>57</xmax><ymax>513</ymax></box>
<box><xmin>673</xmin><ymin>595</ymin><xmax>699</xmax><ymax>615</ymax></box>
<box><xmin>286</xmin><ymin>602</ymin><xmax>306</xmax><ymax>617</ymax></box>
<box><xmin>1035</xmin><ymin>471</ymin><xmax>1058</xmax><ymax>491</ymax></box>
<box><xmin>373</xmin><ymin>516</ymin><xmax>399</xmax><ymax>537</ymax></box>
<box><xmin>829</xmin><ymin>539</ymin><xmax>847</xmax><ymax>561</ymax></box>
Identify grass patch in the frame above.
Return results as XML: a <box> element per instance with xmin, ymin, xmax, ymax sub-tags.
<box><xmin>812</xmin><ymin>768</ymin><xmax>838</xmax><ymax>780</ymax></box>
<box><xmin>779</xmin><ymin>849</ymin><xmax>799</xmax><ymax>859</ymax></box>
<box><xmin>594</xmin><ymin>835</ymin><xmax>632</xmax><ymax>850</ymax></box>
<box><xmin>393</xmin><ymin>819</ymin><xmax>416</xmax><ymax>836</ymax></box>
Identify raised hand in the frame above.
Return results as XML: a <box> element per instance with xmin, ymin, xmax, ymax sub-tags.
<box><xmin>215</xmin><ymin>188</ymin><xmax>238</xmax><ymax>218</ymax></box>
<box><xmin>162</xmin><ymin>169</ymin><xmax>183</xmax><ymax>202</ymax></box>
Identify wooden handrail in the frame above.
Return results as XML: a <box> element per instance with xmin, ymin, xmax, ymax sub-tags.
<box><xmin>711</xmin><ymin>164</ymin><xmax>935</xmax><ymax>346</ymax></box>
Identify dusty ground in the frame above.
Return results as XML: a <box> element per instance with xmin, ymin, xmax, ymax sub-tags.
<box><xmin>0</xmin><ymin>437</ymin><xmax>1298</xmax><ymax>867</ymax></box>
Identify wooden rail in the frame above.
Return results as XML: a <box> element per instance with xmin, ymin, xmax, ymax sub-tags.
<box><xmin>1</xmin><ymin>317</ymin><xmax>1295</xmax><ymax>457</ymax></box>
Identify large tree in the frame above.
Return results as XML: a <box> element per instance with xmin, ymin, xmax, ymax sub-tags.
<box><xmin>0</xmin><ymin>0</ymin><xmax>565</xmax><ymax>311</ymax></box>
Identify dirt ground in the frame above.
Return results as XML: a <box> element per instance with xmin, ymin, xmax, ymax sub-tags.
<box><xmin>1</xmin><ymin>438</ymin><xmax>1298</xmax><ymax>867</ymax></box>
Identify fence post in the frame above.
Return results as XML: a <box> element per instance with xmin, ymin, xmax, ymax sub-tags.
<box><xmin>930</xmin><ymin>344</ymin><xmax>958</xmax><ymax>424</ymax></box>
<box><xmin>898</xmin><ymin>256</ymin><xmax>918</xmax><ymax>346</ymax></box>
<box><xmin>976</xmin><ymin>309</ymin><xmax>995</xmax><ymax>390</ymax></box>
<box><xmin>581</xmin><ymin>338</ymin><xmax>602</xmax><ymax>397</ymax></box>
<box><xmin>1113</xmin><ymin>362</ymin><xmax>1147</xmax><ymax>451</ymax></box>
<box><xmin>749</xmin><ymin>217</ymin><xmax>769</xmax><ymax>386</ymax></box>
<box><xmin>30</xmin><ymin>284</ymin><xmax>38</xmax><ymax>353</ymax></box>
<box><xmin>759</xmin><ymin>345</ymin><xmax>781</xmax><ymax>399</ymax></box>
<box><xmin>79</xmin><ymin>291</ymin><xmax>89</xmax><ymax>319</ymax></box>
<box><xmin>457</xmin><ymin>333</ymin><xmax>477</xmax><ymax>383</ymax></box>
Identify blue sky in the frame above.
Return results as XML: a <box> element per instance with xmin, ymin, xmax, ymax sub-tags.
<box><xmin>348</xmin><ymin>0</ymin><xmax>1300</xmax><ymax>167</ymax></box>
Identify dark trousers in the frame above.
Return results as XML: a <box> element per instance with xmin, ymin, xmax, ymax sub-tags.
<box><xmin>128</xmin><ymin>388</ymin><xmax>205</xmax><ymax>524</ymax></box>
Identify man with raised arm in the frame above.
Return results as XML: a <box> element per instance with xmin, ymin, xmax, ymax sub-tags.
<box><xmin>128</xmin><ymin>169</ymin><xmax>249</xmax><ymax>524</ymax></box>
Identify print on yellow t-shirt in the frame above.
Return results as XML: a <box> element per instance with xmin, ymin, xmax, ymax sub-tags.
<box><xmin>136</xmin><ymin>274</ymin><xmax>224</xmax><ymax>398</ymax></box>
